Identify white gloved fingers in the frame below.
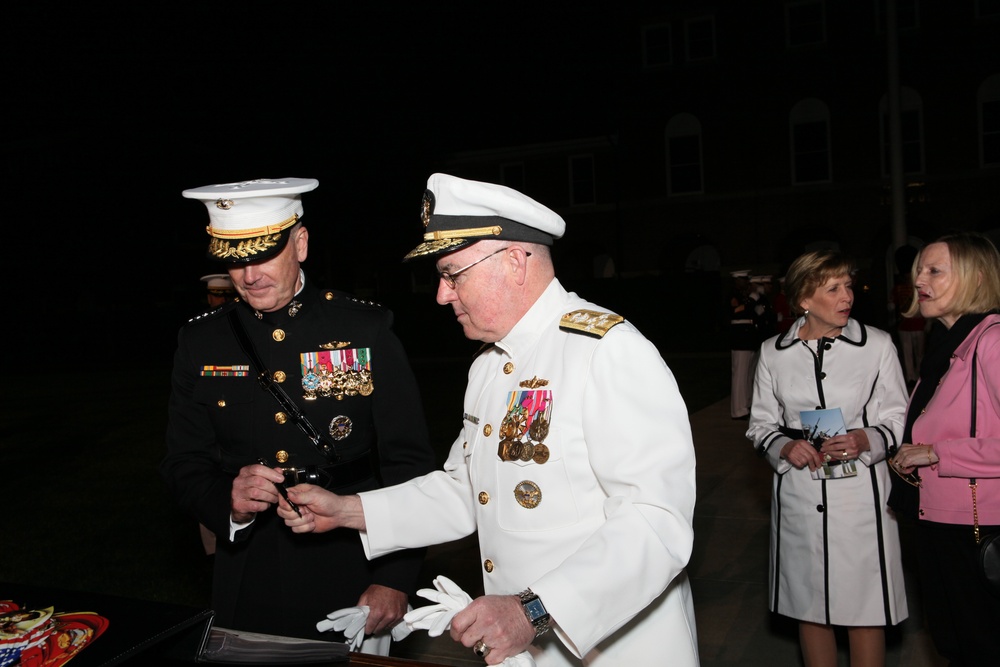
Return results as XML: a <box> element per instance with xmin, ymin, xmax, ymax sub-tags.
<box><xmin>318</xmin><ymin>606</ymin><xmax>364</xmax><ymax>632</ymax></box>
<box><xmin>404</xmin><ymin>603</ymin><xmax>448</xmax><ymax>627</ymax></box>
<box><xmin>324</xmin><ymin>606</ymin><xmax>365</xmax><ymax>622</ymax></box>
<box><xmin>344</xmin><ymin>610</ymin><xmax>368</xmax><ymax>641</ymax></box>
<box><xmin>414</xmin><ymin>588</ymin><xmax>449</xmax><ymax>605</ymax></box>
<box><xmin>432</xmin><ymin>575</ymin><xmax>473</xmax><ymax>605</ymax></box>
<box><xmin>415</xmin><ymin>590</ymin><xmax>466</xmax><ymax>610</ymax></box>
<box><xmin>427</xmin><ymin>607</ymin><xmax>461</xmax><ymax>637</ymax></box>
<box><xmin>391</xmin><ymin>618</ymin><xmax>412</xmax><ymax>642</ymax></box>
<box><xmin>405</xmin><ymin>606</ymin><xmax>456</xmax><ymax>636</ymax></box>
<box><xmin>316</xmin><ymin>605</ymin><xmax>369</xmax><ymax>648</ymax></box>
<box><xmin>407</xmin><ymin>576</ymin><xmax>474</xmax><ymax>638</ymax></box>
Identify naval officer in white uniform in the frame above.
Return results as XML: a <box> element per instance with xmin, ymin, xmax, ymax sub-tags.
<box><xmin>279</xmin><ymin>174</ymin><xmax>700</xmax><ymax>666</ymax></box>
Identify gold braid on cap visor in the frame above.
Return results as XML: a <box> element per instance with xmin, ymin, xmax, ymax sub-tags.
<box><xmin>206</xmin><ymin>214</ymin><xmax>299</xmax><ymax>260</ymax></box>
<box><xmin>404</xmin><ymin>224</ymin><xmax>503</xmax><ymax>259</ymax></box>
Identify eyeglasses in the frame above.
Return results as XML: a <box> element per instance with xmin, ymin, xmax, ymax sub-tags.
<box><xmin>437</xmin><ymin>247</ymin><xmax>531</xmax><ymax>289</ymax></box>
<box><xmin>889</xmin><ymin>459</ymin><xmax>922</xmax><ymax>488</ymax></box>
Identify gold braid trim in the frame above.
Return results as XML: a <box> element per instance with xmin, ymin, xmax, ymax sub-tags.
<box><xmin>559</xmin><ymin>309</ymin><xmax>624</xmax><ymax>338</ymax></box>
<box><xmin>208</xmin><ymin>232</ymin><xmax>283</xmax><ymax>260</ymax></box>
<box><xmin>423</xmin><ymin>225</ymin><xmax>503</xmax><ymax>241</ymax></box>
<box><xmin>207</xmin><ymin>214</ymin><xmax>299</xmax><ymax>239</ymax></box>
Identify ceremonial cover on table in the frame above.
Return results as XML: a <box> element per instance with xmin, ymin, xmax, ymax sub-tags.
<box><xmin>1</xmin><ymin>582</ymin><xmax>349</xmax><ymax>665</ymax></box>
<box><xmin>1</xmin><ymin>581</ymin><xmax>212</xmax><ymax>666</ymax></box>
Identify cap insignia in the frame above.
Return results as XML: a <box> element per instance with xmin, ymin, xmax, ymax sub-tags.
<box><xmin>215</xmin><ymin>198</ymin><xmax>235</xmax><ymax>210</ymax></box>
<box><xmin>421</xmin><ymin>189</ymin><xmax>435</xmax><ymax>228</ymax></box>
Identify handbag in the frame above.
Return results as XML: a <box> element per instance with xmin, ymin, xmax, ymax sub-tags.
<box><xmin>969</xmin><ymin>322</ymin><xmax>1000</xmax><ymax>598</ymax></box>
<box><xmin>887</xmin><ymin>452</ymin><xmax>920</xmax><ymax>519</ymax></box>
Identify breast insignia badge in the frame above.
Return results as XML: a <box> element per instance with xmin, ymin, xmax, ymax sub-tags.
<box><xmin>329</xmin><ymin>416</ymin><xmax>353</xmax><ymax>440</ymax></box>
<box><xmin>514</xmin><ymin>481</ymin><xmax>542</xmax><ymax>509</ymax></box>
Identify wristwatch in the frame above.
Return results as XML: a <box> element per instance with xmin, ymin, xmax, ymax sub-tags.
<box><xmin>518</xmin><ymin>588</ymin><xmax>551</xmax><ymax>637</ymax></box>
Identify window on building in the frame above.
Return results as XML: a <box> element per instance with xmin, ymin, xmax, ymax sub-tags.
<box><xmin>790</xmin><ymin>98</ymin><xmax>832</xmax><ymax>184</ymax></box>
<box><xmin>980</xmin><ymin>74</ymin><xmax>1000</xmax><ymax>167</ymax></box>
<box><xmin>976</xmin><ymin>0</ymin><xmax>1000</xmax><ymax>19</ymax></box>
<box><xmin>786</xmin><ymin>0</ymin><xmax>826</xmax><ymax>47</ymax></box>
<box><xmin>643</xmin><ymin>23</ymin><xmax>672</xmax><ymax>67</ymax></box>
<box><xmin>880</xmin><ymin>87</ymin><xmax>924</xmax><ymax>175</ymax></box>
<box><xmin>570</xmin><ymin>155</ymin><xmax>596</xmax><ymax>205</ymax></box>
<box><xmin>685</xmin><ymin>16</ymin><xmax>715</xmax><ymax>61</ymax></box>
<box><xmin>666</xmin><ymin>113</ymin><xmax>703</xmax><ymax>195</ymax></box>
<box><xmin>501</xmin><ymin>162</ymin><xmax>525</xmax><ymax>192</ymax></box>
<box><xmin>876</xmin><ymin>0</ymin><xmax>919</xmax><ymax>31</ymax></box>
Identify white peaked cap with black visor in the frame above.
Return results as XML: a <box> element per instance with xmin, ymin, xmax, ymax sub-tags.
<box><xmin>183</xmin><ymin>177</ymin><xmax>319</xmax><ymax>263</ymax></box>
<box><xmin>200</xmin><ymin>273</ymin><xmax>235</xmax><ymax>294</ymax></box>
<box><xmin>404</xmin><ymin>173</ymin><xmax>566</xmax><ymax>261</ymax></box>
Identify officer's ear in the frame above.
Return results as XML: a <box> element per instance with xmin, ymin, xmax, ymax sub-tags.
<box><xmin>505</xmin><ymin>246</ymin><xmax>532</xmax><ymax>286</ymax></box>
<box><xmin>293</xmin><ymin>226</ymin><xmax>309</xmax><ymax>262</ymax></box>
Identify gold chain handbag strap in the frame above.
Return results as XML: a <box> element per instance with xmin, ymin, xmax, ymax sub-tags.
<box><xmin>972</xmin><ymin>480</ymin><xmax>981</xmax><ymax>545</ymax></box>
<box><xmin>968</xmin><ymin>322</ymin><xmax>1000</xmax><ymax>544</ymax></box>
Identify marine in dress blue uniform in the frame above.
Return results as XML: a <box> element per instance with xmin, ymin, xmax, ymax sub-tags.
<box><xmin>161</xmin><ymin>178</ymin><xmax>436</xmax><ymax>644</ymax></box>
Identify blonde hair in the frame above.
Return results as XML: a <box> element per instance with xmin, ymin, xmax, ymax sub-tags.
<box><xmin>784</xmin><ymin>250</ymin><xmax>855</xmax><ymax>316</ymax></box>
<box><xmin>903</xmin><ymin>231</ymin><xmax>1000</xmax><ymax>318</ymax></box>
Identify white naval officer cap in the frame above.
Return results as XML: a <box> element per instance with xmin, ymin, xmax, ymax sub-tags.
<box><xmin>730</xmin><ymin>269</ymin><xmax>751</xmax><ymax>278</ymax></box>
<box><xmin>200</xmin><ymin>273</ymin><xmax>235</xmax><ymax>295</ymax></box>
<box><xmin>183</xmin><ymin>177</ymin><xmax>319</xmax><ymax>263</ymax></box>
<box><xmin>404</xmin><ymin>173</ymin><xmax>566</xmax><ymax>260</ymax></box>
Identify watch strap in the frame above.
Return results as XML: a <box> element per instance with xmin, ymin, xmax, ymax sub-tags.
<box><xmin>518</xmin><ymin>588</ymin><xmax>551</xmax><ymax>637</ymax></box>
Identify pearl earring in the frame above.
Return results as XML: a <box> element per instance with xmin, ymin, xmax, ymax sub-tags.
<box><xmin>803</xmin><ymin>309</ymin><xmax>810</xmax><ymax>317</ymax></box>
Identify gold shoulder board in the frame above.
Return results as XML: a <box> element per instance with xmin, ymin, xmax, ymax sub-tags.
<box><xmin>559</xmin><ymin>309</ymin><xmax>624</xmax><ymax>338</ymax></box>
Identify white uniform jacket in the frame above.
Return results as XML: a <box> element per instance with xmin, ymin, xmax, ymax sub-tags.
<box><xmin>360</xmin><ymin>279</ymin><xmax>699</xmax><ymax>666</ymax></box>
<box><xmin>746</xmin><ymin>317</ymin><xmax>909</xmax><ymax>625</ymax></box>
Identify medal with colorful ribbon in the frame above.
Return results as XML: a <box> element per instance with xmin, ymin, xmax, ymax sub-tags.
<box><xmin>498</xmin><ymin>388</ymin><xmax>552</xmax><ymax>463</ymax></box>
<box><xmin>300</xmin><ymin>348</ymin><xmax>373</xmax><ymax>400</ymax></box>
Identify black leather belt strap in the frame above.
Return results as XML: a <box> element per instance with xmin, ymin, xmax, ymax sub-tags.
<box><xmin>227</xmin><ymin>309</ymin><xmax>340</xmax><ymax>462</ymax></box>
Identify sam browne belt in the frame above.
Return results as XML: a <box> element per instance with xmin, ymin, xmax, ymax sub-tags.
<box><xmin>228</xmin><ymin>309</ymin><xmax>341</xmax><ymax>463</ymax></box>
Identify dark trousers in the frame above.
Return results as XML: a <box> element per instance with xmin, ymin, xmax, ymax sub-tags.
<box><xmin>916</xmin><ymin>520</ymin><xmax>1000</xmax><ymax>666</ymax></box>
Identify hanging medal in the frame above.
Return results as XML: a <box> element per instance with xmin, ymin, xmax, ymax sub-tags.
<box><xmin>300</xmin><ymin>348</ymin><xmax>373</xmax><ymax>400</ymax></box>
<box><xmin>498</xmin><ymin>388</ymin><xmax>552</xmax><ymax>464</ymax></box>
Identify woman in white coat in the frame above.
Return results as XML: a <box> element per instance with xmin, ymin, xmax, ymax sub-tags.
<box><xmin>746</xmin><ymin>250</ymin><xmax>908</xmax><ymax>667</ymax></box>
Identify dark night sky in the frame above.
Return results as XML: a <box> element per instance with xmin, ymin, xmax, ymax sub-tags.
<box><xmin>7</xmin><ymin>4</ymin><xmax>628</xmax><ymax>256</ymax></box>
<box><xmin>4</xmin><ymin>3</ymin><xmax>630</xmax><ymax>364</ymax></box>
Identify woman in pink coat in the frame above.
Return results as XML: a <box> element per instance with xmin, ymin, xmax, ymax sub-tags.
<box><xmin>891</xmin><ymin>231</ymin><xmax>1000</xmax><ymax>666</ymax></box>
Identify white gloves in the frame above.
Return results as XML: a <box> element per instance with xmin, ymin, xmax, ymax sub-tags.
<box><xmin>316</xmin><ymin>605</ymin><xmax>411</xmax><ymax>652</ymax></box>
<box><xmin>403</xmin><ymin>575</ymin><xmax>537</xmax><ymax>666</ymax></box>
<box><xmin>317</xmin><ymin>576</ymin><xmax>538</xmax><ymax>665</ymax></box>
<box><xmin>403</xmin><ymin>575</ymin><xmax>473</xmax><ymax>637</ymax></box>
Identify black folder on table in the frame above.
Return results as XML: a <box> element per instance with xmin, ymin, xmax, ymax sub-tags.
<box><xmin>1</xmin><ymin>582</ymin><xmax>348</xmax><ymax>665</ymax></box>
